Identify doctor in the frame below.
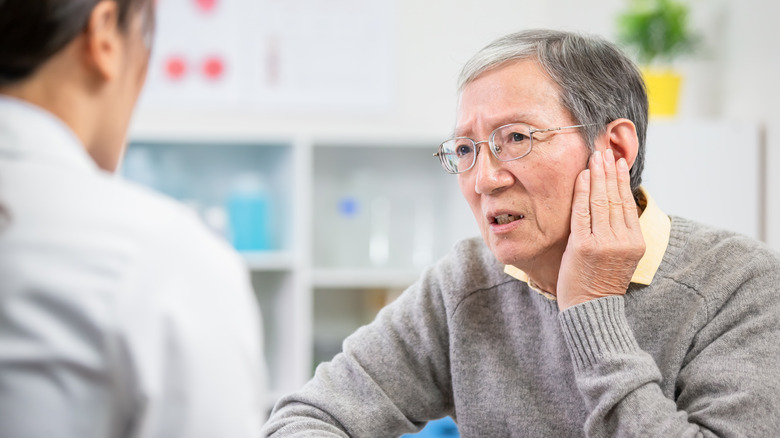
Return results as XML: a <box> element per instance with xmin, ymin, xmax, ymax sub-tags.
<box><xmin>0</xmin><ymin>1</ymin><xmax>265</xmax><ymax>437</ymax></box>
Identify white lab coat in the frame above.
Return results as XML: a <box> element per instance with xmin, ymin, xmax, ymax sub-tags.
<box><xmin>0</xmin><ymin>96</ymin><xmax>266</xmax><ymax>437</ymax></box>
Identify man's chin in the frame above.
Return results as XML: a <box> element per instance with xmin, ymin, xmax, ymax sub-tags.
<box><xmin>487</xmin><ymin>237</ymin><xmax>529</xmax><ymax>266</ymax></box>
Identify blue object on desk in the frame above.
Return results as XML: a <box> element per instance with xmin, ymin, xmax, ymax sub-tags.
<box><xmin>402</xmin><ymin>417</ymin><xmax>459</xmax><ymax>438</ymax></box>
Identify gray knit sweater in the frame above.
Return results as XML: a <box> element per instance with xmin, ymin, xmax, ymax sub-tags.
<box><xmin>263</xmin><ymin>217</ymin><xmax>780</xmax><ymax>437</ymax></box>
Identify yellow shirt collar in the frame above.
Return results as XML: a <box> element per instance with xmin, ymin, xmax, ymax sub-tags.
<box><xmin>504</xmin><ymin>187</ymin><xmax>670</xmax><ymax>297</ymax></box>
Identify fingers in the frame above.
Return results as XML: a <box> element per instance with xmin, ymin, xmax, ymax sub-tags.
<box><xmin>589</xmin><ymin>149</ymin><xmax>636</xmax><ymax>233</ymax></box>
<box><xmin>602</xmin><ymin>149</ymin><xmax>624</xmax><ymax>229</ymax></box>
<box><xmin>616</xmin><ymin>157</ymin><xmax>641</xmax><ymax>230</ymax></box>
<box><xmin>588</xmin><ymin>150</ymin><xmax>609</xmax><ymax>233</ymax></box>
<box><xmin>570</xmin><ymin>169</ymin><xmax>591</xmax><ymax>238</ymax></box>
<box><xmin>559</xmin><ymin>148</ymin><xmax>645</xmax><ymax>310</ymax></box>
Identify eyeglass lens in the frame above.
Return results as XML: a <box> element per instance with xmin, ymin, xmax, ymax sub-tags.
<box><xmin>439</xmin><ymin>123</ymin><xmax>533</xmax><ymax>173</ymax></box>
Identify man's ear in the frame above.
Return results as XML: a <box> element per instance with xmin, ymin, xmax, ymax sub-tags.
<box><xmin>594</xmin><ymin>118</ymin><xmax>639</xmax><ymax>168</ymax></box>
<box><xmin>82</xmin><ymin>1</ymin><xmax>122</xmax><ymax>81</ymax></box>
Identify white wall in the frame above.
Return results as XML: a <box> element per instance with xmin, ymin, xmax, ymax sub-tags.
<box><xmin>132</xmin><ymin>0</ymin><xmax>780</xmax><ymax>135</ymax></box>
<box><xmin>131</xmin><ymin>0</ymin><xmax>780</xmax><ymax>249</ymax></box>
<box><xmin>133</xmin><ymin>0</ymin><xmax>544</xmax><ymax>140</ymax></box>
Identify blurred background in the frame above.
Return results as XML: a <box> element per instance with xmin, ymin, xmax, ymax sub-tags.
<box><xmin>123</xmin><ymin>0</ymin><xmax>780</xmax><ymax>432</ymax></box>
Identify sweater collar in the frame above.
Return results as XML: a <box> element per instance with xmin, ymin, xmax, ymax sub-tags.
<box><xmin>504</xmin><ymin>187</ymin><xmax>671</xmax><ymax>295</ymax></box>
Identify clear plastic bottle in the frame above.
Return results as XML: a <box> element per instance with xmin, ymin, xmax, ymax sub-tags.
<box><xmin>225</xmin><ymin>173</ymin><xmax>273</xmax><ymax>252</ymax></box>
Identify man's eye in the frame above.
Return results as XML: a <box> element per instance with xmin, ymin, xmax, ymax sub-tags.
<box><xmin>455</xmin><ymin>144</ymin><xmax>474</xmax><ymax>157</ymax></box>
<box><xmin>509</xmin><ymin>132</ymin><xmax>528</xmax><ymax>142</ymax></box>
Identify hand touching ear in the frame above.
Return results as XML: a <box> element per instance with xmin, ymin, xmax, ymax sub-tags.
<box><xmin>556</xmin><ymin>148</ymin><xmax>646</xmax><ymax>311</ymax></box>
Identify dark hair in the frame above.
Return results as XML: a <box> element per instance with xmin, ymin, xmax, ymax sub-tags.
<box><xmin>459</xmin><ymin>30</ymin><xmax>648</xmax><ymax>199</ymax></box>
<box><xmin>0</xmin><ymin>0</ymin><xmax>152</xmax><ymax>86</ymax></box>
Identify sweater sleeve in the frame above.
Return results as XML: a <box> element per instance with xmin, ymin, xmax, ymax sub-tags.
<box><xmin>559</xmin><ymin>277</ymin><xmax>780</xmax><ymax>438</ymax></box>
<box><xmin>262</xmin><ymin>272</ymin><xmax>454</xmax><ymax>438</ymax></box>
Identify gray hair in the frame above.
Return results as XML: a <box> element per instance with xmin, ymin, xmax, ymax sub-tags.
<box><xmin>458</xmin><ymin>29</ymin><xmax>648</xmax><ymax>198</ymax></box>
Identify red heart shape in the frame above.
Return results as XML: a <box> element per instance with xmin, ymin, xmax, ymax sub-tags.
<box><xmin>165</xmin><ymin>56</ymin><xmax>187</xmax><ymax>80</ymax></box>
<box><xmin>195</xmin><ymin>0</ymin><xmax>216</xmax><ymax>12</ymax></box>
<box><xmin>203</xmin><ymin>56</ymin><xmax>225</xmax><ymax>80</ymax></box>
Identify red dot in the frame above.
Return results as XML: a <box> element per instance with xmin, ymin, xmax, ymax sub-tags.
<box><xmin>165</xmin><ymin>56</ymin><xmax>187</xmax><ymax>80</ymax></box>
<box><xmin>202</xmin><ymin>56</ymin><xmax>225</xmax><ymax>80</ymax></box>
<box><xmin>195</xmin><ymin>0</ymin><xmax>217</xmax><ymax>13</ymax></box>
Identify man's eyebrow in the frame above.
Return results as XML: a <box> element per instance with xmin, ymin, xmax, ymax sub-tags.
<box><xmin>452</xmin><ymin>113</ymin><xmax>539</xmax><ymax>138</ymax></box>
<box><xmin>503</xmin><ymin>113</ymin><xmax>537</xmax><ymax>126</ymax></box>
<box><xmin>451</xmin><ymin>124</ymin><xmax>472</xmax><ymax>138</ymax></box>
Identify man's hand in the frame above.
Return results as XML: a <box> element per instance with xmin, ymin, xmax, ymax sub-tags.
<box><xmin>556</xmin><ymin>148</ymin><xmax>646</xmax><ymax>311</ymax></box>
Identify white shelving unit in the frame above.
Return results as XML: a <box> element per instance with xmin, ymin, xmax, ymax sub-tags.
<box><xmin>242</xmin><ymin>251</ymin><xmax>296</xmax><ymax>271</ymax></box>
<box><xmin>312</xmin><ymin>268</ymin><xmax>423</xmax><ymax>290</ymax></box>
<box><xmin>122</xmin><ymin>129</ymin><xmax>478</xmax><ymax>411</ymax></box>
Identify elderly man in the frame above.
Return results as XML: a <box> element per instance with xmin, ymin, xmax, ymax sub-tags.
<box><xmin>262</xmin><ymin>29</ymin><xmax>780</xmax><ymax>437</ymax></box>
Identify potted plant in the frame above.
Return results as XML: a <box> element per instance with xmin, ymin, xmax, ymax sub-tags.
<box><xmin>617</xmin><ymin>0</ymin><xmax>700</xmax><ymax>117</ymax></box>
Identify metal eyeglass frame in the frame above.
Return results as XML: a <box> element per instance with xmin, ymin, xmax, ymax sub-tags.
<box><xmin>433</xmin><ymin>122</ymin><xmax>596</xmax><ymax>174</ymax></box>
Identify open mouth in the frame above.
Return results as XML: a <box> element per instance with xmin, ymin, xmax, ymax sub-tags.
<box><xmin>493</xmin><ymin>214</ymin><xmax>524</xmax><ymax>225</ymax></box>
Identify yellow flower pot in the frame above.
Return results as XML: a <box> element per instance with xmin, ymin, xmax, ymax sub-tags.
<box><xmin>641</xmin><ymin>68</ymin><xmax>683</xmax><ymax>118</ymax></box>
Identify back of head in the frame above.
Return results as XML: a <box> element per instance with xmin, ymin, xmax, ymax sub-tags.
<box><xmin>459</xmin><ymin>29</ymin><xmax>648</xmax><ymax>197</ymax></box>
<box><xmin>0</xmin><ymin>0</ymin><xmax>152</xmax><ymax>87</ymax></box>
<box><xmin>0</xmin><ymin>0</ymin><xmax>155</xmax><ymax>225</ymax></box>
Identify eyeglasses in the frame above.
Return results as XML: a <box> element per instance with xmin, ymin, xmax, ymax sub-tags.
<box><xmin>433</xmin><ymin>122</ymin><xmax>594</xmax><ymax>174</ymax></box>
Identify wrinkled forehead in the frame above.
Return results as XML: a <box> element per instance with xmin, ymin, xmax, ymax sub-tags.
<box><xmin>454</xmin><ymin>59</ymin><xmax>566</xmax><ymax>135</ymax></box>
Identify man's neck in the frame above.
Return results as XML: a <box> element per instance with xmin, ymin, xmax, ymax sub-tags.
<box><xmin>515</xmin><ymin>247</ymin><xmax>565</xmax><ymax>296</ymax></box>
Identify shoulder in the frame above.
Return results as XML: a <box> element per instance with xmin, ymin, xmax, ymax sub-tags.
<box><xmin>662</xmin><ymin>216</ymin><xmax>780</xmax><ymax>304</ymax></box>
<box><xmin>420</xmin><ymin>236</ymin><xmax>514</xmax><ymax>305</ymax></box>
<box><xmin>667</xmin><ymin>216</ymin><xmax>780</xmax><ymax>277</ymax></box>
<box><xmin>375</xmin><ymin>236</ymin><xmax>509</xmax><ymax>321</ymax></box>
<box><xmin>99</xmin><ymin>178</ymin><xmax>261</xmax><ymax>367</ymax></box>
<box><xmin>93</xmin><ymin>181</ymin><xmax>264</xmax><ymax>434</ymax></box>
<box><xmin>99</xmin><ymin>176</ymin><xmax>247</xmax><ymax>289</ymax></box>
<box><xmin>8</xmin><ymin>165</ymin><xmax>247</xmax><ymax>299</ymax></box>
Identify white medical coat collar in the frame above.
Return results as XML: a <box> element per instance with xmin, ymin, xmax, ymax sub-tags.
<box><xmin>0</xmin><ymin>95</ymin><xmax>98</xmax><ymax>173</ymax></box>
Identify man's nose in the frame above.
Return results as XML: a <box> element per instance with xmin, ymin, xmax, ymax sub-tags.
<box><xmin>473</xmin><ymin>142</ymin><xmax>512</xmax><ymax>195</ymax></box>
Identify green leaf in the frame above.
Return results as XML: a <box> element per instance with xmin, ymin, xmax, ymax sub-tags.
<box><xmin>616</xmin><ymin>0</ymin><xmax>699</xmax><ymax>65</ymax></box>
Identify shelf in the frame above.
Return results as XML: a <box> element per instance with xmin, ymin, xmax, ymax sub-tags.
<box><xmin>312</xmin><ymin>268</ymin><xmax>422</xmax><ymax>290</ymax></box>
<box><xmin>241</xmin><ymin>251</ymin><xmax>296</xmax><ymax>271</ymax></box>
<box><xmin>312</xmin><ymin>136</ymin><xmax>442</xmax><ymax>149</ymax></box>
<box><xmin>119</xmin><ymin>136</ymin><xmax>477</xmax><ymax>406</ymax></box>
